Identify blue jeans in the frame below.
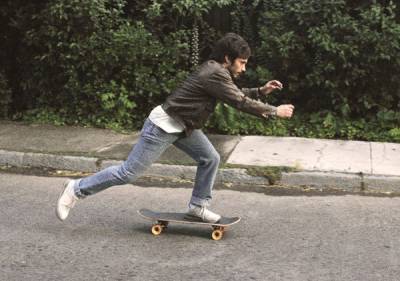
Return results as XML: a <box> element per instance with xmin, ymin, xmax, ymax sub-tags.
<box><xmin>74</xmin><ymin>118</ymin><xmax>220</xmax><ymax>207</ymax></box>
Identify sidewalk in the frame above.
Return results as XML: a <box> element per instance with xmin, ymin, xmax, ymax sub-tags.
<box><xmin>0</xmin><ymin>120</ymin><xmax>399</xmax><ymax>194</ymax></box>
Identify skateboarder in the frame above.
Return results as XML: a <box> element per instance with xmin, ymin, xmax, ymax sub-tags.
<box><xmin>56</xmin><ymin>33</ymin><xmax>294</xmax><ymax>223</ymax></box>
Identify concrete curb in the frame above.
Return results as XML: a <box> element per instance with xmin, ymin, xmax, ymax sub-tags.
<box><xmin>0</xmin><ymin>150</ymin><xmax>99</xmax><ymax>172</ymax></box>
<box><xmin>1</xmin><ymin>149</ymin><xmax>399</xmax><ymax>194</ymax></box>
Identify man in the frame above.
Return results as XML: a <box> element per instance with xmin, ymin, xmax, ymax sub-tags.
<box><xmin>56</xmin><ymin>33</ymin><xmax>294</xmax><ymax>223</ymax></box>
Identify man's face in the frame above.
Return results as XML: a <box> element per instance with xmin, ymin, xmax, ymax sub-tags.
<box><xmin>227</xmin><ymin>57</ymin><xmax>248</xmax><ymax>78</ymax></box>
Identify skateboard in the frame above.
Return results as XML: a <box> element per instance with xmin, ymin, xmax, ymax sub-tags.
<box><xmin>138</xmin><ymin>208</ymin><xmax>241</xmax><ymax>241</ymax></box>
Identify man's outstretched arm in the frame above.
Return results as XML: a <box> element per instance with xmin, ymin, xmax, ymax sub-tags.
<box><xmin>204</xmin><ymin>69</ymin><xmax>294</xmax><ymax>119</ymax></box>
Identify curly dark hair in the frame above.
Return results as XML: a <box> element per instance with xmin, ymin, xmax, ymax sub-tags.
<box><xmin>209</xmin><ymin>33</ymin><xmax>251</xmax><ymax>63</ymax></box>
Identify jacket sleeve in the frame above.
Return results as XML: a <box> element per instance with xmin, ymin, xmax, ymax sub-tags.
<box><xmin>203</xmin><ymin>69</ymin><xmax>277</xmax><ymax>118</ymax></box>
<box><xmin>242</xmin><ymin>87</ymin><xmax>260</xmax><ymax>99</ymax></box>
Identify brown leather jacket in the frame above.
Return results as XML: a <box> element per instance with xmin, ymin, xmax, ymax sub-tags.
<box><xmin>162</xmin><ymin>60</ymin><xmax>277</xmax><ymax>135</ymax></box>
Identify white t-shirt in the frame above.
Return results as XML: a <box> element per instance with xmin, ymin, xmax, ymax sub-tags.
<box><xmin>148</xmin><ymin>105</ymin><xmax>184</xmax><ymax>133</ymax></box>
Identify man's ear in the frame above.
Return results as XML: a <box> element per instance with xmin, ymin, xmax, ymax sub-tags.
<box><xmin>224</xmin><ymin>55</ymin><xmax>232</xmax><ymax>66</ymax></box>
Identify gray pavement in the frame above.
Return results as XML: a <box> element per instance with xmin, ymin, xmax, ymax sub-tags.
<box><xmin>0</xmin><ymin>120</ymin><xmax>399</xmax><ymax>194</ymax></box>
<box><xmin>1</xmin><ymin>173</ymin><xmax>400</xmax><ymax>281</ymax></box>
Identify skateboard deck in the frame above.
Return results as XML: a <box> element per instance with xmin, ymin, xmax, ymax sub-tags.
<box><xmin>138</xmin><ymin>208</ymin><xmax>241</xmax><ymax>240</ymax></box>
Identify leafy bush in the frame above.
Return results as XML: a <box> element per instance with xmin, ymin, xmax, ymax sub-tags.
<box><xmin>206</xmin><ymin>104</ymin><xmax>400</xmax><ymax>142</ymax></box>
<box><xmin>17</xmin><ymin>0</ymin><xmax>190</xmax><ymax>129</ymax></box>
<box><xmin>255</xmin><ymin>0</ymin><xmax>400</xmax><ymax>118</ymax></box>
<box><xmin>0</xmin><ymin>71</ymin><xmax>12</xmax><ymax>118</ymax></box>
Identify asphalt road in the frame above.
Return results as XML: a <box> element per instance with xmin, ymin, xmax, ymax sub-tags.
<box><xmin>1</xmin><ymin>173</ymin><xmax>400</xmax><ymax>281</ymax></box>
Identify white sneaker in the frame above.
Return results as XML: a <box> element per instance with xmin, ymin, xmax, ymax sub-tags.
<box><xmin>186</xmin><ymin>205</ymin><xmax>221</xmax><ymax>223</ymax></box>
<box><xmin>56</xmin><ymin>179</ymin><xmax>79</xmax><ymax>221</ymax></box>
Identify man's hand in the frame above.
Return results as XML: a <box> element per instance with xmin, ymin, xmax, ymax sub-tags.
<box><xmin>260</xmin><ymin>80</ymin><xmax>283</xmax><ymax>95</ymax></box>
<box><xmin>276</xmin><ymin>104</ymin><xmax>294</xmax><ymax>118</ymax></box>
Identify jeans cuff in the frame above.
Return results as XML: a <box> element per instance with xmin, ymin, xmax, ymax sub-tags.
<box><xmin>189</xmin><ymin>195</ymin><xmax>211</xmax><ymax>207</ymax></box>
<box><xmin>73</xmin><ymin>179</ymin><xmax>86</xmax><ymax>199</ymax></box>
